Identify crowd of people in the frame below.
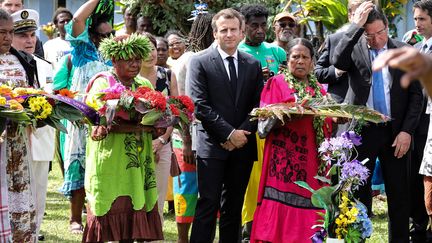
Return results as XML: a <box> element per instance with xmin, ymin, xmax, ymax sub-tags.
<box><xmin>0</xmin><ymin>0</ymin><xmax>432</xmax><ymax>242</ymax></box>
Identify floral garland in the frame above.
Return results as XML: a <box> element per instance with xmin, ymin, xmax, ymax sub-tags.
<box><xmin>284</xmin><ymin>71</ymin><xmax>323</xmax><ymax>100</ymax></box>
<box><xmin>284</xmin><ymin>71</ymin><xmax>328</xmax><ymax>175</ymax></box>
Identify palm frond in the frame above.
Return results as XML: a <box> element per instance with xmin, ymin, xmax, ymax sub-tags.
<box><xmin>251</xmin><ymin>98</ymin><xmax>389</xmax><ymax>124</ymax></box>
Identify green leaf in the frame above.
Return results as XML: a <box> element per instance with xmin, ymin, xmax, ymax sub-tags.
<box><xmin>314</xmin><ymin>175</ymin><xmax>331</xmax><ymax>184</ymax></box>
<box><xmin>141</xmin><ymin>110</ymin><xmax>163</xmax><ymax>126</ymax></box>
<box><xmin>311</xmin><ymin>185</ymin><xmax>336</xmax><ymax>209</ymax></box>
<box><xmin>327</xmin><ymin>165</ymin><xmax>338</xmax><ymax>177</ymax></box>
<box><xmin>42</xmin><ymin>116</ymin><xmax>67</xmax><ymax>133</ymax></box>
<box><xmin>295</xmin><ymin>181</ymin><xmax>315</xmax><ymax>193</ymax></box>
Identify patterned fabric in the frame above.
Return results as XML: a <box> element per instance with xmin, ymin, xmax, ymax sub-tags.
<box><xmin>61</xmin><ymin>19</ymin><xmax>111</xmax><ymax>197</ymax></box>
<box><xmin>0</xmin><ymin>53</ymin><xmax>27</xmax><ymax>87</ymax></box>
<box><xmin>0</xmin><ymin>53</ymin><xmax>36</xmax><ymax>242</ymax></box>
<box><xmin>172</xmin><ymin>134</ymin><xmax>198</xmax><ymax>223</ymax></box>
<box><xmin>0</xmin><ymin>139</ymin><xmax>11</xmax><ymax>243</ymax></box>
<box><xmin>419</xmin><ymin>113</ymin><xmax>432</xmax><ymax>177</ymax></box>
<box><xmin>5</xmin><ymin>127</ymin><xmax>36</xmax><ymax>243</ymax></box>
<box><xmin>251</xmin><ymin>75</ymin><xmax>330</xmax><ymax>242</ymax></box>
<box><xmin>85</xmin><ymin>74</ymin><xmax>158</xmax><ymax>216</ymax></box>
<box><xmin>155</xmin><ymin>66</ymin><xmax>171</xmax><ymax>95</ymax></box>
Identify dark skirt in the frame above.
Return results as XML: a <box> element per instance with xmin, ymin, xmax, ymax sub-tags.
<box><xmin>82</xmin><ymin>196</ymin><xmax>163</xmax><ymax>242</ymax></box>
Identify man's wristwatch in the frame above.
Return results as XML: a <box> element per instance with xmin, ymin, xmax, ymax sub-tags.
<box><xmin>158</xmin><ymin>136</ymin><xmax>168</xmax><ymax>145</ymax></box>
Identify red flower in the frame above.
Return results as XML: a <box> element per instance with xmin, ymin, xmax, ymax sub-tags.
<box><xmin>102</xmin><ymin>92</ymin><xmax>121</xmax><ymax>101</ymax></box>
<box><xmin>318</xmin><ymin>83</ymin><xmax>327</xmax><ymax>96</ymax></box>
<box><xmin>142</xmin><ymin>91</ymin><xmax>167</xmax><ymax>111</ymax></box>
<box><xmin>306</xmin><ymin>86</ymin><xmax>316</xmax><ymax>96</ymax></box>
<box><xmin>136</xmin><ymin>86</ymin><xmax>152</xmax><ymax>95</ymax></box>
<box><xmin>177</xmin><ymin>95</ymin><xmax>194</xmax><ymax>113</ymax></box>
<box><xmin>98</xmin><ymin>106</ymin><xmax>107</xmax><ymax>115</ymax></box>
<box><xmin>170</xmin><ymin>104</ymin><xmax>180</xmax><ymax>116</ymax></box>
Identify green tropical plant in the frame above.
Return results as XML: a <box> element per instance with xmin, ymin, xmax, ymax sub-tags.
<box><xmin>115</xmin><ymin>0</ymin><xmax>283</xmax><ymax>37</ymax></box>
<box><xmin>291</xmin><ymin>0</ymin><xmax>348</xmax><ymax>32</ymax></box>
<box><xmin>378</xmin><ymin>0</ymin><xmax>408</xmax><ymax>37</ymax></box>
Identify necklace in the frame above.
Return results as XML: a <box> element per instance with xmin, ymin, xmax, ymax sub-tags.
<box><xmin>111</xmin><ymin>70</ymin><xmax>136</xmax><ymax>90</ymax></box>
<box><xmin>283</xmin><ymin>70</ymin><xmax>328</xmax><ymax>176</ymax></box>
<box><xmin>284</xmin><ymin>71</ymin><xmax>323</xmax><ymax>100</ymax></box>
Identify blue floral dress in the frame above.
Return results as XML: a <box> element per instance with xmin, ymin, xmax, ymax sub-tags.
<box><xmin>60</xmin><ymin>19</ymin><xmax>111</xmax><ymax>198</ymax></box>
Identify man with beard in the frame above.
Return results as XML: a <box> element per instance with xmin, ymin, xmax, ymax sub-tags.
<box><xmin>272</xmin><ymin>11</ymin><xmax>297</xmax><ymax>52</ymax></box>
<box><xmin>239</xmin><ymin>4</ymin><xmax>286</xmax><ymax>80</ymax></box>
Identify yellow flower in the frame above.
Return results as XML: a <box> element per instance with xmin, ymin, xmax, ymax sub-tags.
<box><xmin>8</xmin><ymin>100</ymin><xmax>24</xmax><ymax>110</ymax></box>
<box><xmin>0</xmin><ymin>97</ymin><xmax>6</xmax><ymax>105</ymax></box>
<box><xmin>28</xmin><ymin>96</ymin><xmax>53</xmax><ymax>120</ymax></box>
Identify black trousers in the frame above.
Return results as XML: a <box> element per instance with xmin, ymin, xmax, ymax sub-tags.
<box><xmin>409</xmin><ymin>116</ymin><xmax>430</xmax><ymax>242</ymax></box>
<box><xmin>355</xmin><ymin>124</ymin><xmax>410</xmax><ymax>243</ymax></box>
<box><xmin>190</xmin><ymin>155</ymin><xmax>254</xmax><ymax>243</ymax></box>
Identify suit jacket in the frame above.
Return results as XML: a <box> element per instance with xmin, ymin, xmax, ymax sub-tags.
<box><xmin>412</xmin><ymin>42</ymin><xmax>431</xmax><ymax>137</ymax></box>
<box><xmin>315</xmin><ymin>31</ymin><xmax>349</xmax><ymax>103</ymax></box>
<box><xmin>188</xmin><ymin>47</ymin><xmax>264</xmax><ymax>161</ymax></box>
<box><xmin>332</xmin><ymin>23</ymin><xmax>423</xmax><ymax>137</ymax></box>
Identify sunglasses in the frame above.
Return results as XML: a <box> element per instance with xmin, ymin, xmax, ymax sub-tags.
<box><xmin>277</xmin><ymin>22</ymin><xmax>296</xmax><ymax>29</ymax></box>
<box><xmin>98</xmin><ymin>30</ymin><xmax>116</xmax><ymax>39</ymax></box>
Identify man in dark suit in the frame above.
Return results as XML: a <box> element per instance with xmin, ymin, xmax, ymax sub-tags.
<box><xmin>332</xmin><ymin>4</ymin><xmax>424</xmax><ymax>242</ymax></box>
<box><xmin>315</xmin><ymin>0</ymin><xmax>369</xmax><ymax>103</ymax></box>
<box><xmin>188</xmin><ymin>8</ymin><xmax>264</xmax><ymax>243</ymax></box>
<box><xmin>410</xmin><ymin>1</ymin><xmax>432</xmax><ymax>242</ymax></box>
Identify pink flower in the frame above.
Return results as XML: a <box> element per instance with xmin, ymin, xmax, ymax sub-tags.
<box><xmin>101</xmin><ymin>83</ymin><xmax>126</xmax><ymax>94</ymax></box>
<box><xmin>306</xmin><ymin>86</ymin><xmax>316</xmax><ymax>96</ymax></box>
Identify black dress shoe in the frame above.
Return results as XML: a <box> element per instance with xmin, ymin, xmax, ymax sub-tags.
<box><xmin>38</xmin><ymin>234</ymin><xmax>45</xmax><ymax>241</ymax></box>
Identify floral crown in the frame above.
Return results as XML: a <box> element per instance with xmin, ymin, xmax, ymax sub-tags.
<box><xmin>99</xmin><ymin>33</ymin><xmax>152</xmax><ymax>61</ymax></box>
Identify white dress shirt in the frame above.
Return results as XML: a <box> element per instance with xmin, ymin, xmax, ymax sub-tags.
<box><xmin>217</xmin><ymin>47</ymin><xmax>239</xmax><ymax>140</ymax></box>
<box><xmin>217</xmin><ymin>46</ymin><xmax>238</xmax><ymax>79</ymax></box>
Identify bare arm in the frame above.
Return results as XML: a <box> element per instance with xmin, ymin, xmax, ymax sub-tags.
<box><xmin>71</xmin><ymin>0</ymin><xmax>100</xmax><ymax>37</ymax></box>
<box><xmin>170</xmin><ymin>70</ymin><xmax>179</xmax><ymax>96</ymax></box>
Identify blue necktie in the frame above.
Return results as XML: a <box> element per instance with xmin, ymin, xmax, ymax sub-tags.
<box><xmin>371</xmin><ymin>49</ymin><xmax>388</xmax><ymax>116</ymax></box>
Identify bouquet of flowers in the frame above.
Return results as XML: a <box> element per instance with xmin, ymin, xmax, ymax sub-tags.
<box><xmin>0</xmin><ymin>85</ymin><xmax>99</xmax><ymax>133</ymax></box>
<box><xmin>167</xmin><ymin>95</ymin><xmax>194</xmax><ymax>132</ymax></box>
<box><xmin>41</xmin><ymin>22</ymin><xmax>56</xmax><ymax>39</ymax></box>
<box><xmin>96</xmin><ymin>84</ymin><xmax>175</xmax><ymax>128</ymax></box>
<box><xmin>296</xmin><ymin>131</ymin><xmax>373</xmax><ymax>243</ymax></box>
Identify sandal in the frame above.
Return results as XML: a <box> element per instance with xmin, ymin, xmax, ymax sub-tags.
<box><xmin>70</xmin><ymin>222</ymin><xmax>84</xmax><ymax>234</ymax></box>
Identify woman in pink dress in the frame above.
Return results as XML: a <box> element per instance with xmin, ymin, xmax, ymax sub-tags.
<box><xmin>251</xmin><ymin>38</ymin><xmax>332</xmax><ymax>243</ymax></box>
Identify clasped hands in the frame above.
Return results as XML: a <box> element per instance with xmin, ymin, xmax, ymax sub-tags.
<box><xmin>220</xmin><ymin>129</ymin><xmax>251</xmax><ymax>151</ymax></box>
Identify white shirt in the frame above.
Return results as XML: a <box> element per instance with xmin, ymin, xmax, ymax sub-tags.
<box><xmin>217</xmin><ymin>47</ymin><xmax>239</xmax><ymax>140</ymax></box>
<box><xmin>421</xmin><ymin>36</ymin><xmax>432</xmax><ymax>53</ymax></box>
<box><xmin>43</xmin><ymin>37</ymin><xmax>71</xmax><ymax>70</ymax></box>
<box><xmin>31</xmin><ymin>55</ymin><xmax>56</xmax><ymax>162</ymax></box>
<box><xmin>367</xmin><ymin>45</ymin><xmax>391</xmax><ymax>115</ymax></box>
<box><xmin>419</xmin><ymin>37</ymin><xmax>432</xmax><ymax>114</ymax></box>
<box><xmin>217</xmin><ymin>46</ymin><xmax>238</xmax><ymax>79</ymax></box>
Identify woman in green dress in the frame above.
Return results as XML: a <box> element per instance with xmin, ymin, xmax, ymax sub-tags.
<box><xmin>83</xmin><ymin>34</ymin><xmax>163</xmax><ymax>242</ymax></box>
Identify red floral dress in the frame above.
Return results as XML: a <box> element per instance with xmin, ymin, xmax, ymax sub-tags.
<box><xmin>251</xmin><ymin>74</ymin><xmax>331</xmax><ymax>243</ymax></box>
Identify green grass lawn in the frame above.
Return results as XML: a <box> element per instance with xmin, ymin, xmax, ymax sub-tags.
<box><xmin>41</xmin><ymin>162</ymin><xmax>388</xmax><ymax>242</ymax></box>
